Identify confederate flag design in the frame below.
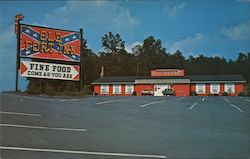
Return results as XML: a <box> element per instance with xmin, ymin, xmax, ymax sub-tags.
<box><xmin>20</xmin><ymin>25</ymin><xmax>80</xmax><ymax>62</ymax></box>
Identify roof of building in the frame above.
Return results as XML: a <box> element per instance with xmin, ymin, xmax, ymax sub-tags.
<box><xmin>186</xmin><ymin>74</ymin><xmax>245</xmax><ymax>82</ymax></box>
<box><xmin>91</xmin><ymin>74</ymin><xmax>246</xmax><ymax>84</ymax></box>
<box><xmin>92</xmin><ymin>76</ymin><xmax>137</xmax><ymax>84</ymax></box>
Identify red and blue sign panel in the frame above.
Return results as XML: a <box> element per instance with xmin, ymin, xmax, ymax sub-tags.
<box><xmin>20</xmin><ymin>24</ymin><xmax>80</xmax><ymax>62</ymax></box>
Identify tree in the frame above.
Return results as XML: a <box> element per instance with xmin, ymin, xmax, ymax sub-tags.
<box><xmin>133</xmin><ymin>36</ymin><xmax>168</xmax><ymax>76</ymax></box>
<box><xmin>99</xmin><ymin>32</ymin><xmax>137</xmax><ymax>76</ymax></box>
<box><xmin>169</xmin><ymin>50</ymin><xmax>185</xmax><ymax>68</ymax></box>
<box><xmin>82</xmin><ymin>39</ymin><xmax>100</xmax><ymax>85</ymax></box>
<box><xmin>101</xmin><ymin>32</ymin><xmax>125</xmax><ymax>55</ymax></box>
<box><xmin>236</xmin><ymin>53</ymin><xmax>250</xmax><ymax>82</ymax></box>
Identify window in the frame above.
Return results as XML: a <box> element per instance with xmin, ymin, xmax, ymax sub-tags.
<box><xmin>125</xmin><ymin>85</ymin><xmax>134</xmax><ymax>94</ymax></box>
<box><xmin>196</xmin><ymin>84</ymin><xmax>205</xmax><ymax>94</ymax></box>
<box><xmin>113</xmin><ymin>85</ymin><xmax>121</xmax><ymax>94</ymax></box>
<box><xmin>225</xmin><ymin>84</ymin><xmax>235</xmax><ymax>93</ymax></box>
<box><xmin>210</xmin><ymin>84</ymin><xmax>220</xmax><ymax>94</ymax></box>
<box><xmin>101</xmin><ymin>85</ymin><xmax>109</xmax><ymax>94</ymax></box>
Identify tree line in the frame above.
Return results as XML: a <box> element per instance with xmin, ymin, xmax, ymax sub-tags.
<box><xmin>26</xmin><ymin>32</ymin><xmax>250</xmax><ymax>95</ymax></box>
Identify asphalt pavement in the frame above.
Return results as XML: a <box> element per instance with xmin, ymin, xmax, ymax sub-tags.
<box><xmin>0</xmin><ymin>93</ymin><xmax>250</xmax><ymax>159</ymax></box>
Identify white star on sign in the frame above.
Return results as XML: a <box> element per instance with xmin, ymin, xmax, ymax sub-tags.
<box><xmin>72</xmin><ymin>55</ymin><xmax>76</xmax><ymax>59</ymax></box>
<box><xmin>33</xmin><ymin>33</ymin><xmax>38</xmax><ymax>38</ymax></box>
<box><xmin>25</xmin><ymin>51</ymin><xmax>30</xmax><ymax>55</ymax></box>
<box><xmin>65</xmin><ymin>38</ymin><xmax>69</xmax><ymax>42</ymax></box>
<box><xmin>72</xmin><ymin>35</ymin><xmax>76</xmax><ymax>39</ymax></box>
<box><xmin>25</xmin><ymin>29</ymin><xmax>30</xmax><ymax>33</ymax></box>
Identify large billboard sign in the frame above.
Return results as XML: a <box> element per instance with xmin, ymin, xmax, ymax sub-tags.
<box><xmin>20</xmin><ymin>24</ymin><xmax>80</xmax><ymax>62</ymax></box>
<box><xmin>20</xmin><ymin>60</ymin><xmax>79</xmax><ymax>81</ymax></box>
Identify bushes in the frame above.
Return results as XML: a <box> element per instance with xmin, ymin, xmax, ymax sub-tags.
<box><xmin>222</xmin><ymin>91</ymin><xmax>246</xmax><ymax>96</ymax></box>
<box><xmin>132</xmin><ymin>91</ymin><xmax>137</xmax><ymax>96</ymax></box>
<box><xmin>25</xmin><ymin>81</ymin><xmax>87</xmax><ymax>97</ymax></box>
<box><xmin>238</xmin><ymin>92</ymin><xmax>245</xmax><ymax>96</ymax></box>
<box><xmin>25</xmin><ymin>88</ymin><xmax>41</xmax><ymax>95</ymax></box>
<box><xmin>222</xmin><ymin>92</ymin><xmax>228</xmax><ymax>96</ymax></box>
<box><xmin>190</xmin><ymin>91</ymin><xmax>197</xmax><ymax>96</ymax></box>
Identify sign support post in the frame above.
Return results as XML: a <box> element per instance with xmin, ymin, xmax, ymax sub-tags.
<box><xmin>80</xmin><ymin>28</ymin><xmax>84</xmax><ymax>92</ymax></box>
<box><xmin>15</xmin><ymin>22</ymin><xmax>19</xmax><ymax>92</ymax></box>
<box><xmin>15</xmin><ymin>14</ymin><xmax>24</xmax><ymax>93</ymax></box>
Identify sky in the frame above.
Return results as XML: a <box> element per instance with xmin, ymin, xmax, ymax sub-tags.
<box><xmin>0</xmin><ymin>0</ymin><xmax>250</xmax><ymax>91</ymax></box>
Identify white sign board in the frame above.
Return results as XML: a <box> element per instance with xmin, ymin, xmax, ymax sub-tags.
<box><xmin>20</xmin><ymin>60</ymin><xmax>79</xmax><ymax>81</ymax></box>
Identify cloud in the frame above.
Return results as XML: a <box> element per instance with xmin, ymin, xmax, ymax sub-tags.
<box><xmin>167</xmin><ymin>25</ymin><xmax>250</xmax><ymax>59</ymax></box>
<box><xmin>31</xmin><ymin>22</ymin><xmax>48</xmax><ymax>27</ymax></box>
<box><xmin>0</xmin><ymin>25</ymin><xmax>17</xmax><ymax>90</ymax></box>
<box><xmin>0</xmin><ymin>25</ymin><xmax>15</xmax><ymax>48</ymax></box>
<box><xmin>168</xmin><ymin>33</ymin><xmax>207</xmax><ymax>55</ymax></box>
<box><xmin>164</xmin><ymin>2</ymin><xmax>186</xmax><ymax>17</ymax></box>
<box><xmin>125</xmin><ymin>41</ymin><xmax>142</xmax><ymax>53</ymax></box>
<box><xmin>0</xmin><ymin>24</ymin><xmax>28</xmax><ymax>91</ymax></box>
<box><xmin>237</xmin><ymin>0</ymin><xmax>250</xmax><ymax>3</ymax></box>
<box><xmin>0</xmin><ymin>25</ymin><xmax>16</xmax><ymax>64</ymax></box>
<box><xmin>43</xmin><ymin>1</ymin><xmax>140</xmax><ymax>31</ymax></box>
<box><xmin>221</xmin><ymin>21</ymin><xmax>250</xmax><ymax>41</ymax></box>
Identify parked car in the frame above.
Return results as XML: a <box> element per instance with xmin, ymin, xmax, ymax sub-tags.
<box><xmin>141</xmin><ymin>89</ymin><xmax>154</xmax><ymax>96</ymax></box>
<box><xmin>162</xmin><ymin>88</ymin><xmax>175</xmax><ymax>96</ymax></box>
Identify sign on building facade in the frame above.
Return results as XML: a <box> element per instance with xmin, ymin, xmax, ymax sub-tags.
<box><xmin>151</xmin><ymin>69</ymin><xmax>185</xmax><ymax>77</ymax></box>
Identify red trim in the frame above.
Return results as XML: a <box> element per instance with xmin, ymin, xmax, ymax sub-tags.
<box><xmin>93</xmin><ymin>82</ymin><xmax>245</xmax><ymax>96</ymax></box>
<box><xmin>20</xmin><ymin>61</ymin><xmax>28</xmax><ymax>75</ymax></box>
<box><xmin>73</xmin><ymin>74</ymin><xmax>79</xmax><ymax>81</ymax></box>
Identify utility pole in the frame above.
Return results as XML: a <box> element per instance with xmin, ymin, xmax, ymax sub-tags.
<box><xmin>15</xmin><ymin>13</ymin><xmax>24</xmax><ymax>92</ymax></box>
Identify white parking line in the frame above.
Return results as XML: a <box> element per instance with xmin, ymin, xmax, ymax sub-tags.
<box><xmin>230</xmin><ymin>104</ymin><xmax>244</xmax><ymax>113</ymax></box>
<box><xmin>189</xmin><ymin>102</ymin><xmax>199</xmax><ymax>110</ymax></box>
<box><xmin>223</xmin><ymin>97</ymin><xmax>230</xmax><ymax>103</ymax></box>
<box><xmin>91</xmin><ymin>97</ymin><xmax>108</xmax><ymax>100</ymax></box>
<box><xmin>3</xmin><ymin>94</ymin><xmax>54</xmax><ymax>101</ymax></box>
<box><xmin>177</xmin><ymin>97</ymin><xmax>185</xmax><ymax>101</ymax></box>
<box><xmin>0</xmin><ymin>111</ymin><xmax>41</xmax><ymax>117</ymax></box>
<box><xmin>0</xmin><ymin>123</ymin><xmax>87</xmax><ymax>132</ymax></box>
<box><xmin>0</xmin><ymin>146</ymin><xmax>167</xmax><ymax>158</ymax></box>
<box><xmin>140</xmin><ymin>100</ymin><xmax>167</xmax><ymax>108</ymax></box>
<box><xmin>96</xmin><ymin>99</ymin><xmax>131</xmax><ymax>105</ymax></box>
<box><xmin>59</xmin><ymin>99</ymin><xmax>85</xmax><ymax>102</ymax></box>
<box><xmin>202</xmin><ymin>97</ymin><xmax>205</xmax><ymax>102</ymax></box>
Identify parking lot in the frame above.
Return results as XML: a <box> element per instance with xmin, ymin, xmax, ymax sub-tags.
<box><xmin>0</xmin><ymin>93</ymin><xmax>250</xmax><ymax>159</ymax></box>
